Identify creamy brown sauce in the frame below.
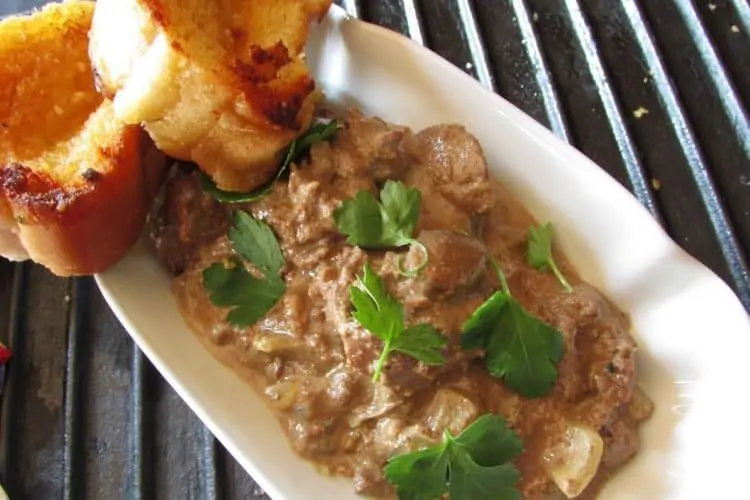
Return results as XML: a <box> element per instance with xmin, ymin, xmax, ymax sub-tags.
<box><xmin>149</xmin><ymin>108</ymin><xmax>653</xmax><ymax>499</ymax></box>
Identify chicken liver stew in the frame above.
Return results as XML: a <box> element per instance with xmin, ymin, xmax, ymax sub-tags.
<box><xmin>149</xmin><ymin>108</ymin><xmax>653</xmax><ymax>500</ymax></box>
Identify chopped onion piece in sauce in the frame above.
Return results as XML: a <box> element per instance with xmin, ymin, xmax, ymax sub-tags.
<box><xmin>544</xmin><ymin>423</ymin><xmax>604</xmax><ymax>498</ymax></box>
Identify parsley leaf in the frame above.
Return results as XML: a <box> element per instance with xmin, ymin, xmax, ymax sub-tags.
<box><xmin>395</xmin><ymin>324</ymin><xmax>451</xmax><ymax>366</ymax></box>
<box><xmin>527</xmin><ymin>223</ymin><xmax>573</xmax><ymax>293</ymax></box>
<box><xmin>350</xmin><ymin>263</ymin><xmax>446</xmax><ymax>381</ymax></box>
<box><xmin>486</xmin><ymin>299</ymin><xmax>565</xmax><ymax>397</ymax></box>
<box><xmin>229</xmin><ymin>210</ymin><xmax>285</xmax><ymax>275</ymax></box>
<box><xmin>202</xmin><ymin>119</ymin><xmax>339</xmax><ymax>203</ymax></box>
<box><xmin>203</xmin><ymin>257</ymin><xmax>285</xmax><ymax>327</ymax></box>
<box><xmin>290</xmin><ymin>119</ymin><xmax>340</xmax><ymax>153</ymax></box>
<box><xmin>380</xmin><ymin>180</ymin><xmax>422</xmax><ymax>245</ymax></box>
<box><xmin>384</xmin><ymin>446</ymin><xmax>449</xmax><ymax>500</ymax></box>
<box><xmin>335</xmin><ymin>190</ymin><xmax>385</xmax><ymax>247</ymax></box>
<box><xmin>350</xmin><ymin>262</ymin><xmax>404</xmax><ymax>339</ymax></box>
<box><xmin>334</xmin><ymin>180</ymin><xmax>428</xmax><ymax>277</ymax></box>
<box><xmin>203</xmin><ymin>211</ymin><xmax>286</xmax><ymax>328</ymax></box>
<box><xmin>460</xmin><ymin>259</ymin><xmax>565</xmax><ymax>398</ymax></box>
<box><xmin>384</xmin><ymin>414</ymin><xmax>523</xmax><ymax>500</ymax></box>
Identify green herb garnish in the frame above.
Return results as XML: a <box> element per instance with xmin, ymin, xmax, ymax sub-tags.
<box><xmin>527</xmin><ymin>223</ymin><xmax>573</xmax><ymax>293</ymax></box>
<box><xmin>461</xmin><ymin>259</ymin><xmax>564</xmax><ymax>398</ymax></box>
<box><xmin>203</xmin><ymin>211</ymin><xmax>286</xmax><ymax>327</ymax></box>
<box><xmin>334</xmin><ymin>180</ymin><xmax>428</xmax><ymax>277</ymax></box>
<box><xmin>384</xmin><ymin>413</ymin><xmax>523</xmax><ymax>500</ymax></box>
<box><xmin>202</xmin><ymin>119</ymin><xmax>340</xmax><ymax>203</ymax></box>
<box><xmin>350</xmin><ymin>263</ymin><xmax>446</xmax><ymax>382</ymax></box>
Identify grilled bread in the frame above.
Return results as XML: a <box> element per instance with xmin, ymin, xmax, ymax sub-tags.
<box><xmin>0</xmin><ymin>1</ymin><xmax>165</xmax><ymax>276</ymax></box>
<box><xmin>89</xmin><ymin>0</ymin><xmax>332</xmax><ymax>192</ymax></box>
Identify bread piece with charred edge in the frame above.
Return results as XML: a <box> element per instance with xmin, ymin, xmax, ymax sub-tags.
<box><xmin>90</xmin><ymin>0</ymin><xmax>332</xmax><ymax>193</ymax></box>
<box><xmin>0</xmin><ymin>1</ymin><xmax>165</xmax><ymax>276</ymax></box>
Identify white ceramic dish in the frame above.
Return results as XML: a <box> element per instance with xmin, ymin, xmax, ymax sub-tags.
<box><xmin>96</xmin><ymin>6</ymin><xmax>750</xmax><ymax>500</ymax></box>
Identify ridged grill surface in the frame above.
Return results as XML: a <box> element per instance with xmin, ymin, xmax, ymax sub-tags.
<box><xmin>1</xmin><ymin>0</ymin><xmax>748</xmax><ymax>498</ymax></box>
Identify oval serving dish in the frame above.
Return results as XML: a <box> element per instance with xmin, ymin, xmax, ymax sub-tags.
<box><xmin>97</xmin><ymin>6</ymin><xmax>750</xmax><ymax>500</ymax></box>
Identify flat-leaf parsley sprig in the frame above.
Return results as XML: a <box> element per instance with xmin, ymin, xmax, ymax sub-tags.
<box><xmin>334</xmin><ymin>180</ymin><xmax>428</xmax><ymax>277</ymax></box>
<box><xmin>203</xmin><ymin>211</ymin><xmax>286</xmax><ymax>327</ymax></box>
<box><xmin>384</xmin><ymin>414</ymin><xmax>524</xmax><ymax>500</ymax></box>
<box><xmin>350</xmin><ymin>263</ymin><xmax>447</xmax><ymax>381</ymax></box>
<box><xmin>461</xmin><ymin>259</ymin><xmax>565</xmax><ymax>398</ymax></box>
<box><xmin>527</xmin><ymin>222</ymin><xmax>573</xmax><ymax>293</ymax></box>
<box><xmin>202</xmin><ymin>119</ymin><xmax>340</xmax><ymax>203</ymax></box>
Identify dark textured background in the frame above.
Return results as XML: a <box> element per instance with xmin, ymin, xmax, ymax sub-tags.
<box><xmin>1</xmin><ymin>0</ymin><xmax>748</xmax><ymax>498</ymax></box>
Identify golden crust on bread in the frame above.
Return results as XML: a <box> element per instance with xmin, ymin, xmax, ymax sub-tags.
<box><xmin>0</xmin><ymin>1</ymin><xmax>165</xmax><ymax>276</ymax></box>
<box><xmin>90</xmin><ymin>0</ymin><xmax>332</xmax><ymax>192</ymax></box>
<box><xmin>0</xmin><ymin>1</ymin><xmax>102</xmax><ymax>162</ymax></box>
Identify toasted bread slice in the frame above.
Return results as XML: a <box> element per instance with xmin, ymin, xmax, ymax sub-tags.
<box><xmin>0</xmin><ymin>1</ymin><xmax>165</xmax><ymax>276</ymax></box>
<box><xmin>90</xmin><ymin>0</ymin><xmax>331</xmax><ymax>192</ymax></box>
